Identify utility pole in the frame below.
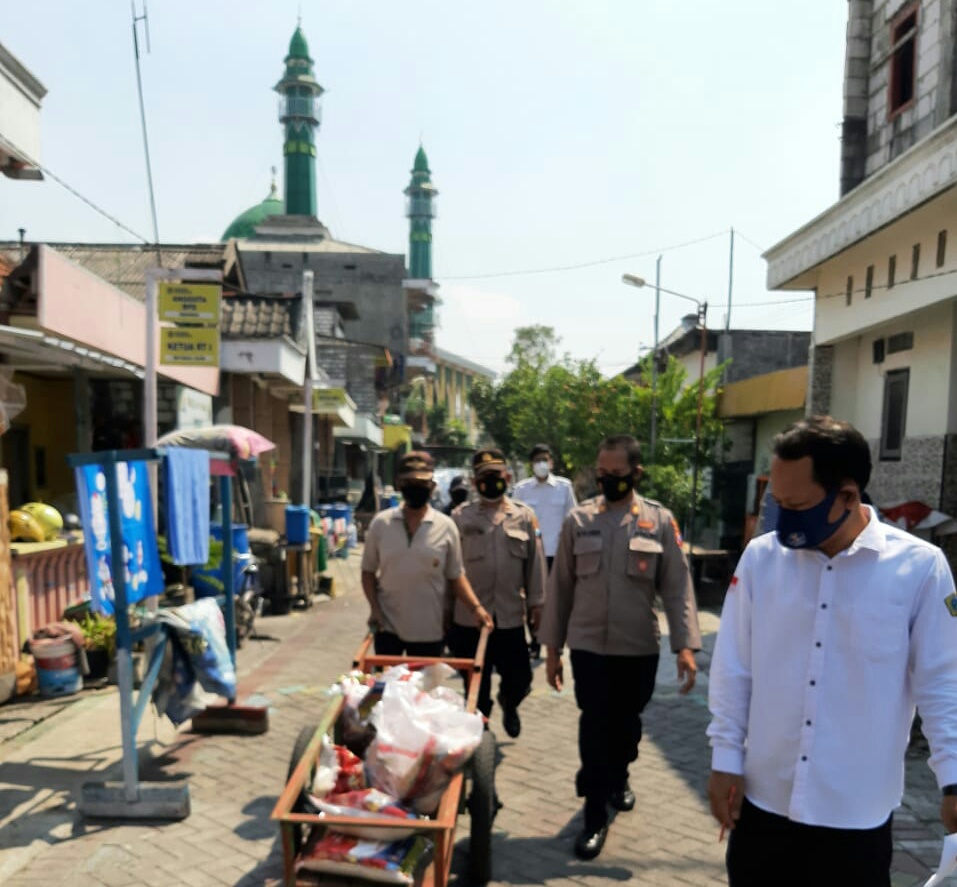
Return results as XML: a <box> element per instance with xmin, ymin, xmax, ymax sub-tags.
<box><xmin>301</xmin><ymin>269</ymin><xmax>317</xmax><ymax>507</ymax></box>
<box><xmin>651</xmin><ymin>255</ymin><xmax>661</xmax><ymax>461</ymax></box>
<box><xmin>687</xmin><ymin>302</ymin><xmax>708</xmax><ymax>556</ymax></box>
<box><xmin>726</xmin><ymin>227</ymin><xmax>735</xmax><ymax>332</ymax></box>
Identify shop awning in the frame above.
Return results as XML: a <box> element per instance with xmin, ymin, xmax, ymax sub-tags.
<box><xmin>717</xmin><ymin>365</ymin><xmax>808</xmax><ymax>419</ymax></box>
<box><xmin>289</xmin><ymin>387</ymin><xmax>356</xmax><ymax>428</ymax></box>
<box><xmin>334</xmin><ymin>412</ymin><xmax>383</xmax><ymax>447</ymax></box>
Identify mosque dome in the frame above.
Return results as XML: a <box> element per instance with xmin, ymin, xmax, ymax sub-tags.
<box><xmin>222</xmin><ymin>182</ymin><xmax>283</xmax><ymax>240</ymax></box>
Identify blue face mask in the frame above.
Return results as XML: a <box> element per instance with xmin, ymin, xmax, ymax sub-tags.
<box><xmin>776</xmin><ymin>488</ymin><xmax>851</xmax><ymax>549</ymax></box>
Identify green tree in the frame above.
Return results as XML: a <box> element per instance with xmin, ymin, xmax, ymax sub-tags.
<box><xmin>469</xmin><ymin>326</ymin><xmax>725</xmax><ymax>525</ymax></box>
<box><xmin>425</xmin><ymin>403</ymin><xmax>469</xmax><ymax>447</ymax></box>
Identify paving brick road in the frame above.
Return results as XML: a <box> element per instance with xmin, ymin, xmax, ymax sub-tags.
<box><xmin>0</xmin><ymin>549</ymin><xmax>948</xmax><ymax>886</ymax></box>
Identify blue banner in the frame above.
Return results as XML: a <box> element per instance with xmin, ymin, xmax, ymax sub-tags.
<box><xmin>74</xmin><ymin>461</ymin><xmax>163</xmax><ymax>615</ymax></box>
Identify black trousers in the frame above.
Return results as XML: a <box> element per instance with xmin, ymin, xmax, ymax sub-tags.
<box><xmin>447</xmin><ymin>622</ymin><xmax>532</xmax><ymax>718</ymax></box>
<box><xmin>373</xmin><ymin>632</ymin><xmax>444</xmax><ymax>658</ymax></box>
<box><xmin>570</xmin><ymin>649</ymin><xmax>659</xmax><ymax>829</ymax></box>
<box><xmin>727</xmin><ymin>797</ymin><xmax>892</xmax><ymax>887</ymax></box>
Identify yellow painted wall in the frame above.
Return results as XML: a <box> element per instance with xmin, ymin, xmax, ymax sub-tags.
<box><xmin>6</xmin><ymin>375</ymin><xmax>78</xmax><ymax>506</ymax></box>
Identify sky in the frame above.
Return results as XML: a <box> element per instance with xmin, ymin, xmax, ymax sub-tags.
<box><xmin>0</xmin><ymin>1</ymin><xmax>849</xmax><ymax>376</ymax></box>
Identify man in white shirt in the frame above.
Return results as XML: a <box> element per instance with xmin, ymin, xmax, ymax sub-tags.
<box><xmin>512</xmin><ymin>443</ymin><xmax>577</xmax><ymax>658</ymax></box>
<box><xmin>707</xmin><ymin>416</ymin><xmax>957</xmax><ymax>886</ymax></box>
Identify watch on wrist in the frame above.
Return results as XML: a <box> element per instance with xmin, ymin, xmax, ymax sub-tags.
<box><xmin>942</xmin><ymin>784</ymin><xmax>957</xmax><ymax>796</ymax></box>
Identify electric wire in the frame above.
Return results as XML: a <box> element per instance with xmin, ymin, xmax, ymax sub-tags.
<box><xmin>0</xmin><ymin>132</ymin><xmax>151</xmax><ymax>244</ymax></box>
<box><xmin>441</xmin><ymin>229</ymin><xmax>729</xmax><ymax>280</ymax></box>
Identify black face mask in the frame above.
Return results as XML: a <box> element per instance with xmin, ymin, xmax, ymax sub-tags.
<box><xmin>400</xmin><ymin>485</ymin><xmax>431</xmax><ymax>509</ymax></box>
<box><xmin>476</xmin><ymin>474</ymin><xmax>507</xmax><ymax>501</ymax></box>
<box><xmin>450</xmin><ymin>489</ymin><xmax>468</xmax><ymax>506</ymax></box>
<box><xmin>599</xmin><ymin>473</ymin><xmax>635</xmax><ymax>502</ymax></box>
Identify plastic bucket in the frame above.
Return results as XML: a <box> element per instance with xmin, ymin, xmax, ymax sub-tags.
<box><xmin>210</xmin><ymin>523</ymin><xmax>250</xmax><ymax>556</ymax></box>
<box><xmin>329</xmin><ymin>503</ymin><xmax>352</xmax><ymax>525</ymax></box>
<box><xmin>285</xmin><ymin>505</ymin><xmax>310</xmax><ymax>545</ymax></box>
<box><xmin>29</xmin><ymin>637</ymin><xmax>82</xmax><ymax>697</ymax></box>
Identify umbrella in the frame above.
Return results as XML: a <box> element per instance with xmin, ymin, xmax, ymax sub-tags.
<box><xmin>156</xmin><ymin>425</ymin><xmax>276</xmax><ymax>462</ymax></box>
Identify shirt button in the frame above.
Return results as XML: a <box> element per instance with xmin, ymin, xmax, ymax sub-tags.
<box><xmin>816</xmin><ymin>642</ymin><xmax>822</xmax><ymax>647</ymax></box>
<box><xmin>821</xmin><ymin>603</ymin><xmax>828</xmax><ymax>609</ymax></box>
<box><xmin>801</xmin><ymin>755</ymin><xmax>808</xmax><ymax>761</ymax></box>
<box><xmin>806</xmin><ymin>720</ymin><xmax>812</xmax><ymax>726</ymax></box>
<box><xmin>826</xmin><ymin>566</ymin><xmax>833</xmax><ymax>571</ymax></box>
<box><xmin>810</xmin><ymin>680</ymin><xmax>816</xmax><ymax>686</ymax></box>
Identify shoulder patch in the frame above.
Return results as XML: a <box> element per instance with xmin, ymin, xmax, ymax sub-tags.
<box><xmin>642</xmin><ymin>497</ymin><xmax>664</xmax><ymax>509</ymax></box>
<box><xmin>945</xmin><ymin>593</ymin><xmax>957</xmax><ymax>617</ymax></box>
<box><xmin>729</xmin><ymin>575</ymin><xmax>739</xmax><ymax>591</ymax></box>
<box><xmin>671</xmin><ymin>518</ymin><xmax>683</xmax><ymax>547</ymax></box>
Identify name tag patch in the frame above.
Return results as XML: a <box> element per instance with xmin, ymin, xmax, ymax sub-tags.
<box><xmin>945</xmin><ymin>593</ymin><xmax>957</xmax><ymax>617</ymax></box>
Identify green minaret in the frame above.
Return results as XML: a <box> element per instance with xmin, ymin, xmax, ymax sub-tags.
<box><xmin>405</xmin><ymin>145</ymin><xmax>438</xmax><ymax>279</ymax></box>
<box><xmin>275</xmin><ymin>25</ymin><xmax>323</xmax><ymax>216</ymax></box>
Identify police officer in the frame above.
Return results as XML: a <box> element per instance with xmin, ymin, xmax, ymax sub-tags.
<box><xmin>362</xmin><ymin>451</ymin><xmax>492</xmax><ymax>656</ymax></box>
<box><xmin>539</xmin><ymin>434</ymin><xmax>701</xmax><ymax>860</ymax></box>
<box><xmin>448</xmin><ymin>448</ymin><xmax>546</xmax><ymax>739</ymax></box>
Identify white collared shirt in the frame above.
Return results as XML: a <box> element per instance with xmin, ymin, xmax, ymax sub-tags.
<box><xmin>512</xmin><ymin>473</ymin><xmax>577</xmax><ymax>557</ymax></box>
<box><xmin>708</xmin><ymin>507</ymin><xmax>957</xmax><ymax>829</ymax></box>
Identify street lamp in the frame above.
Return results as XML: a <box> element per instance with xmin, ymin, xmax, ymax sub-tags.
<box><xmin>622</xmin><ymin>270</ymin><xmax>709</xmax><ymax>556</ymax></box>
<box><xmin>622</xmin><ymin>260</ymin><xmax>661</xmax><ymax>460</ymax></box>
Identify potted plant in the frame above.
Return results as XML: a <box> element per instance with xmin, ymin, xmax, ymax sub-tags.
<box><xmin>79</xmin><ymin>613</ymin><xmax>116</xmax><ymax>682</ymax></box>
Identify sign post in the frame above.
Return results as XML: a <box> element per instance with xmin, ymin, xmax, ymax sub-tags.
<box><xmin>144</xmin><ymin>268</ymin><xmax>222</xmax><ymax>449</ymax></box>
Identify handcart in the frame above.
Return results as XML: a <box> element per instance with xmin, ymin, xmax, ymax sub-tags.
<box><xmin>272</xmin><ymin>628</ymin><xmax>496</xmax><ymax>886</ymax></box>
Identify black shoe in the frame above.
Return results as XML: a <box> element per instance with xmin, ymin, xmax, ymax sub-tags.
<box><xmin>502</xmin><ymin>705</ymin><xmax>521</xmax><ymax>738</ymax></box>
<box><xmin>609</xmin><ymin>784</ymin><xmax>635</xmax><ymax>812</ymax></box>
<box><xmin>528</xmin><ymin>642</ymin><xmax>541</xmax><ymax>660</ymax></box>
<box><xmin>496</xmin><ymin>692</ymin><xmax>522</xmax><ymax>738</ymax></box>
<box><xmin>574</xmin><ymin>824</ymin><xmax>608</xmax><ymax>860</ymax></box>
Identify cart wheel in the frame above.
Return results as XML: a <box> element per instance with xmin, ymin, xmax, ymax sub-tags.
<box><xmin>286</xmin><ymin>723</ymin><xmax>320</xmax><ymax>857</ymax></box>
<box><xmin>467</xmin><ymin>730</ymin><xmax>497</xmax><ymax>885</ymax></box>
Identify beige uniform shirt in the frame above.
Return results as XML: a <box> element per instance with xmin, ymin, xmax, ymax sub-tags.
<box><xmin>452</xmin><ymin>497</ymin><xmax>545</xmax><ymax>629</ymax></box>
<box><xmin>539</xmin><ymin>493</ymin><xmax>702</xmax><ymax>656</ymax></box>
<box><xmin>361</xmin><ymin>505</ymin><xmax>464</xmax><ymax>642</ymax></box>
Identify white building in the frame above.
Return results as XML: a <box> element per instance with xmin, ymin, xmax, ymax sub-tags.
<box><xmin>766</xmin><ymin>0</ymin><xmax>957</xmax><ymax>526</ymax></box>
<box><xmin>0</xmin><ymin>42</ymin><xmax>45</xmax><ymax>180</ymax></box>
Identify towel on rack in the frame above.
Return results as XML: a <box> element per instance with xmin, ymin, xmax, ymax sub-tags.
<box><xmin>165</xmin><ymin>447</ymin><xmax>210</xmax><ymax>566</ymax></box>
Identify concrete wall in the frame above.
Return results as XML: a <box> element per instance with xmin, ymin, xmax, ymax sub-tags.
<box><xmin>717</xmin><ymin>331</ymin><xmax>811</xmax><ymax>384</ymax></box>
<box><xmin>814</xmin><ymin>186</ymin><xmax>957</xmax><ymax>345</ymax></box>
<box><xmin>0</xmin><ymin>50</ymin><xmax>43</xmax><ymax>164</ymax></box>
<box><xmin>863</xmin><ymin>0</ymin><xmax>957</xmax><ymax>175</ymax></box>
<box><xmin>241</xmin><ymin>250</ymin><xmax>405</xmax><ymax>418</ymax></box>
<box><xmin>829</xmin><ymin>300</ymin><xmax>956</xmax><ymax>438</ymax></box>
<box><xmin>754</xmin><ymin>409</ymin><xmax>807</xmax><ymax>475</ymax></box>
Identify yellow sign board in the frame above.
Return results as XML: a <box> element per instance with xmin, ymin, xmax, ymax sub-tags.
<box><xmin>158</xmin><ymin>283</ymin><xmax>221</xmax><ymax>324</ymax></box>
<box><xmin>313</xmin><ymin>388</ymin><xmax>347</xmax><ymax>411</ymax></box>
<box><xmin>161</xmin><ymin>327</ymin><xmax>220</xmax><ymax>366</ymax></box>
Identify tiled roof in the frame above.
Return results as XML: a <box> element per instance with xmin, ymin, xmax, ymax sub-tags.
<box><xmin>221</xmin><ymin>294</ymin><xmax>303</xmax><ymax>344</ymax></box>
<box><xmin>0</xmin><ymin>242</ymin><xmax>230</xmax><ymax>301</ymax></box>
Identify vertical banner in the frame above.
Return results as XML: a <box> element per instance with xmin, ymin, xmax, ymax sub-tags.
<box><xmin>74</xmin><ymin>461</ymin><xmax>163</xmax><ymax>615</ymax></box>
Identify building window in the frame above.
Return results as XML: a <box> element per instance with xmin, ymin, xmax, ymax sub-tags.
<box><xmin>845</xmin><ymin>275</ymin><xmax>853</xmax><ymax>306</ymax></box>
<box><xmin>889</xmin><ymin>4</ymin><xmax>918</xmax><ymax>118</ymax></box>
<box><xmin>887</xmin><ymin>331</ymin><xmax>914</xmax><ymax>354</ymax></box>
<box><xmin>865</xmin><ymin>265</ymin><xmax>874</xmax><ymax>299</ymax></box>
<box><xmin>888</xmin><ymin>255</ymin><xmax>897</xmax><ymax>289</ymax></box>
<box><xmin>938</xmin><ymin>230</ymin><xmax>948</xmax><ymax>268</ymax></box>
<box><xmin>911</xmin><ymin>243</ymin><xmax>920</xmax><ymax>280</ymax></box>
<box><xmin>880</xmin><ymin>368</ymin><xmax>910</xmax><ymax>461</ymax></box>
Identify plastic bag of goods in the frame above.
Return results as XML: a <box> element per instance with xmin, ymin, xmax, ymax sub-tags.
<box><xmin>311</xmin><ymin>735</ymin><xmax>367</xmax><ymax>802</ymax></box>
<box><xmin>297</xmin><ymin>831</ymin><xmax>433</xmax><ymax>885</ymax></box>
<box><xmin>314</xmin><ymin>788</ymin><xmax>424</xmax><ymax>841</ymax></box>
<box><xmin>365</xmin><ymin>679</ymin><xmax>484</xmax><ymax>813</ymax></box>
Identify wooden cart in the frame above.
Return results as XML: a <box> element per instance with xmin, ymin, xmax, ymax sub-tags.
<box><xmin>272</xmin><ymin>628</ymin><xmax>496</xmax><ymax>886</ymax></box>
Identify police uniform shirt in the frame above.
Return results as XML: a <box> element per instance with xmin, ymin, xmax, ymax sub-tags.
<box><xmin>452</xmin><ymin>497</ymin><xmax>545</xmax><ymax>629</ymax></box>
<box><xmin>361</xmin><ymin>505</ymin><xmax>464</xmax><ymax>642</ymax></box>
<box><xmin>539</xmin><ymin>493</ymin><xmax>702</xmax><ymax>656</ymax></box>
<box><xmin>513</xmin><ymin>474</ymin><xmax>577</xmax><ymax>558</ymax></box>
